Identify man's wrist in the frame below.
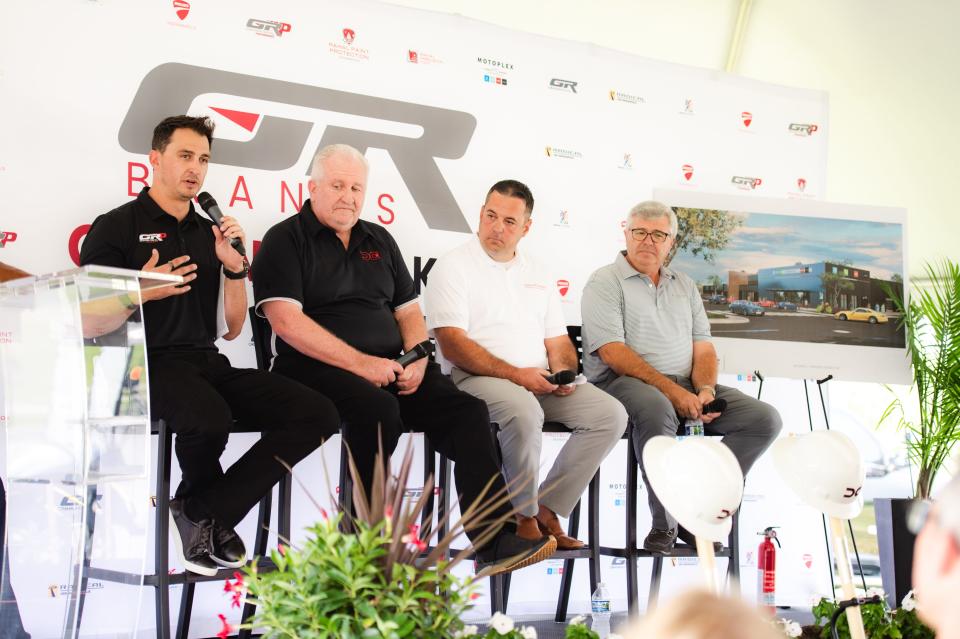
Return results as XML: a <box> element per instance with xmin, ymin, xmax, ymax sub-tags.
<box><xmin>223</xmin><ymin>257</ymin><xmax>249</xmax><ymax>280</ymax></box>
<box><xmin>697</xmin><ymin>385</ymin><xmax>716</xmax><ymax>397</ymax></box>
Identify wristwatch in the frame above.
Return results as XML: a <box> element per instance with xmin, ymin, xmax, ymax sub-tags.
<box><xmin>697</xmin><ymin>385</ymin><xmax>716</xmax><ymax>397</ymax></box>
<box><xmin>224</xmin><ymin>258</ymin><xmax>249</xmax><ymax>280</ymax></box>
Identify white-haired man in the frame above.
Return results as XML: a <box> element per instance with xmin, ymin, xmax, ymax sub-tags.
<box><xmin>581</xmin><ymin>200</ymin><xmax>781</xmax><ymax>553</ymax></box>
<box><xmin>252</xmin><ymin>145</ymin><xmax>556</xmax><ymax>574</ymax></box>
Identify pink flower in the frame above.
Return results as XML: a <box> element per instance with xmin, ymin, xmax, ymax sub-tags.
<box><xmin>384</xmin><ymin>505</ymin><xmax>394</xmax><ymax>519</ymax></box>
<box><xmin>278</xmin><ymin>543</ymin><xmax>287</xmax><ymax>556</ymax></box>
<box><xmin>402</xmin><ymin>523</ymin><xmax>427</xmax><ymax>552</ymax></box>
<box><xmin>223</xmin><ymin>572</ymin><xmax>245</xmax><ymax>609</ymax></box>
<box><xmin>216</xmin><ymin>613</ymin><xmax>234</xmax><ymax>639</ymax></box>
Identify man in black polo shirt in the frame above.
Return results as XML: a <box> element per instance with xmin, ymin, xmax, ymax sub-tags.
<box><xmin>80</xmin><ymin>115</ymin><xmax>339</xmax><ymax>576</ymax></box>
<box><xmin>253</xmin><ymin>144</ymin><xmax>556</xmax><ymax>574</ymax></box>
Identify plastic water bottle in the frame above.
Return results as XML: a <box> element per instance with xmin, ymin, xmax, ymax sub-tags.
<box><xmin>684</xmin><ymin>418</ymin><xmax>705</xmax><ymax>437</ymax></box>
<box><xmin>590</xmin><ymin>582</ymin><xmax>612</xmax><ymax>638</ymax></box>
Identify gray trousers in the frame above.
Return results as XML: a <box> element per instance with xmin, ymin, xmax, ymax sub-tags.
<box><xmin>452</xmin><ymin>368</ymin><xmax>627</xmax><ymax>517</ymax></box>
<box><xmin>599</xmin><ymin>374</ymin><xmax>782</xmax><ymax>530</ymax></box>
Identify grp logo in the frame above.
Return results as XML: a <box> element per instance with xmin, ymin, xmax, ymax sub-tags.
<box><xmin>246</xmin><ymin>18</ymin><xmax>292</xmax><ymax>38</ymax></box>
<box><xmin>731</xmin><ymin>175</ymin><xmax>762</xmax><ymax>190</ymax></box>
<box><xmin>118</xmin><ymin>63</ymin><xmax>476</xmax><ymax>232</ymax></box>
<box><xmin>0</xmin><ymin>230</ymin><xmax>17</xmax><ymax>247</ymax></box>
<box><xmin>548</xmin><ymin>78</ymin><xmax>577</xmax><ymax>93</ymax></box>
<box><xmin>788</xmin><ymin>123</ymin><xmax>819</xmax><ymax>136</ymax></box>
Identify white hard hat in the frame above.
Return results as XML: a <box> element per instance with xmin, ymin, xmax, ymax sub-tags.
<box><xmin>643</xmin><ymin>436</ymin><xmax>744</xmax><ymax>542</ymax></box>
<box><xmin>772</xmin><ymin>430</ymin><xmax>865</xmax><ymax>520</ymax></box>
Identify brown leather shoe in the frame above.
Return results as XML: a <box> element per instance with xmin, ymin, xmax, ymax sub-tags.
<box><xmin>536</xmin><ymin>515</ymin><xmax>585</xmax><ymax>550</ymax></box>
<box><xmin>516</xmin><ymin>515</ymin><xmax>543</xmax><ymax>540</ymax></box>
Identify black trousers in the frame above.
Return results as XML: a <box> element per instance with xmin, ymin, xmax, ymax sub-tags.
<box><xmin>149</xmin><ymin>351</ymin><xmax>339</xmax><ymax>528</ymax></box>
<box><xmin>0</xmin><ymin>480</ymin><xmax>29</xmax><ymax>638</ymax></box>
<box><xmin>272</xmin><ymin>356</ymin><xmax>513</xmax><ymax>543</ymax></box>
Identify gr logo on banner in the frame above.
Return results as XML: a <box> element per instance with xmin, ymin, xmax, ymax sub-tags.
<box><xmin>118</xmin><ymin>63</ymin><xmax>476</xmax><ymax>232</ymax></box>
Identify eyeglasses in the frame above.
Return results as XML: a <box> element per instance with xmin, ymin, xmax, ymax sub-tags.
<box><xmin>907</xmin><ymin>499</ymin><xmax>935</xmax><ymax>535</ymax></box>
<box><xmin>629</xmin><ymin>228</ymin><xmax>671</xmax><ymax>243</ymax></box>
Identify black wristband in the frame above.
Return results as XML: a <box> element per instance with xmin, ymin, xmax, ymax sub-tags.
<box><xmin>223</xmin><ymin>258</ymin><xmax>249</xmax><ymax>280</ymax></box>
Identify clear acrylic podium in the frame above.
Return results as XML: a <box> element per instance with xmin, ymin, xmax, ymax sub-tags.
<box><xmin>0</xmin><ymin>265</ymin><xmax>182</xmax><ymax>638</ymax></box>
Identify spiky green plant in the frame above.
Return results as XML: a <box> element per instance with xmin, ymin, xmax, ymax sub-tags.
<box><xmin>881</xmin><ymin>259</ymin><xmax>960</xmax><ymax>498</ymax></box>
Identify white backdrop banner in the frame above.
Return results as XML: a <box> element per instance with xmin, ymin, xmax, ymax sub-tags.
<box><xmin>0</xmin><ymin>0</ymin><xmax>836</xmax><ymax>636</ymax></box>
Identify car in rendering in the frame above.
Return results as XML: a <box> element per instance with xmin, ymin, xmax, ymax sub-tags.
<box><xmin>776</xmin><ymin>301</ymin><xmax>798</xmax><ymax>311</ymax></box>
<box><xmin>757</xmin><ymin>299</ymin><xmax>777</xmax><ymax>308</ymax></box>
<box><xmin>704</xmin><ymin>294</ymin><xmax>727</xmax><ymax>304</ymax></box>
<box><xmin>729</xmin><ymin>300</ymin><xmax>765</xmax><ymax>316</ymax></box>
<box><xmin>834</xmin><ymin>307</ymin><xmax>888</xmax><ymax>324</ymax></box>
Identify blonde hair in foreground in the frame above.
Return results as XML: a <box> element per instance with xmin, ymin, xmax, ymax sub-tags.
<box><xmin>620</xmin><ymin>589</ymin><xmax>783</xmax><ymax>639</ymax></box>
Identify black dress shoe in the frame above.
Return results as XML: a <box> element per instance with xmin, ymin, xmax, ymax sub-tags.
<box><xmin>642</xmin><ymin>526</ymin><xmax>677</xmax><ymax>553</ymax></box>
<box><xmin>474</xmin><ymin>532</ymin><xmax>558</xmax><ymax>576</ymax></box>
<box><xmin>210</xmin><ymin>521</ymin><xmax>247</xmax><ymax>568</ymax></box>
<box><xmin>169</xmin><ymin>499</ymin><xmax>218</xmax><ymax>576</ymax></box>
<box><xmin>677</xmin><ymin>525</ymin><xmax>723</xmax><ymax>552</ymax></box>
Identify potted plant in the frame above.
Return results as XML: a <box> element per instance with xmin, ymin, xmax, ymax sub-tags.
<box><xmin>875</xmin><ymin>259</ymin><xmax>960</xmax><ymax>608</ymax></box>
<box><xmin>804</xmin><ymin>590</ymin><xmax>933</xmax><ymax>639</ymax></box>
<box><xmin>220</xmin><ymin>441</ymin><xmax>610</xmax><ymax>638</ymax></box>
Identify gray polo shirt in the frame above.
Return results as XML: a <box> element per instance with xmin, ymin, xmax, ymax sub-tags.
<box><xmin>581</xmin><ymin>251</ymin><xmax>711</xmax><ymax>384</ymax></box>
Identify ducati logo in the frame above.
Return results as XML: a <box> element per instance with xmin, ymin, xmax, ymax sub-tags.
<box><xmin>557</xmin><ymin>279</ymin><xmax>570</xmax><ymax>297</ymax></box>
<box><xmin>118</xmin><ymin>63</ymin><xmax>477</xmax><ymax>232</ymax></box>
<box><xmin>173</xmin><ymin>0</ymin><xmax>190</xmax><ymax>21</ymax></box>
<box><xmin>682</xmin><ymin>164</ymin><xmax>694</xmax><ymax>181</ymax></box>
<box><xmin>741</xmin><ymin>111</ymin><xmax>753</xmax><ymax>127</ymax></box>
<box><xmin>342</xmin><ymin>28</ymin><xmax>356</xmax><ymax>45</ymax></box>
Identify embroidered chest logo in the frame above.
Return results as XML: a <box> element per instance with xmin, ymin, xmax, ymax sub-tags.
<box><xmin>360</xmin><ymin>250</ymin><xmax>381</xmax><ymax>262</ymax></box>
<box><xmin>139</xmin><ymin>233</ymin><xmax>168</xmax><ymax>243</ymax></box>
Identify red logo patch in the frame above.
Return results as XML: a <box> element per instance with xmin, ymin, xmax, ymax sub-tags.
<box><xmin>173</xmin><ymin>0</ymin><xmax>190</xmax><ymax>21</ymax></box>
<box><xmin>557</xmin><ymin>279</ymin><xmax>570</xmax><ymax>297</ymax></box>
<box><xmin>682</xmin><ymin>164</ymin><xmax>694</xmax><ymax>181</ymax></box>
<box><xmin>343</xmin><ymin>28</ymin><xmax>356</xmax><ymax>45</ymax></box>
<box><xmin>0</xmin><ymin>230</ymin><xmax>18</xmax><ymax>247</ymax></box>
<box><xmin>360</xmin><ymin>250</ymin><xmax>381</xmax><ymax>261</ymax></box>
<box><xmin>741</xmin><ymin>111</ymin><xmax>753</xmax><ymax>127</ymax></box>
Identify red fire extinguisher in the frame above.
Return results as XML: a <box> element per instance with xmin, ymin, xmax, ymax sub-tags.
<box><xmin>757</xmin><ymin>526</ymin><xmax>781</xmax><ymax>614</ymax></box>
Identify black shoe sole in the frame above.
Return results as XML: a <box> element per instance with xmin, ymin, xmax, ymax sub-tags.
<box><xmin>477</xmin><ymin>536</ymin><xmax>558</xmax><ymax>576</ymax></box>
<box><xmin>642</xmin><ymin>543</ymin><xmax>676</xmax><ymax>554</ymax></box>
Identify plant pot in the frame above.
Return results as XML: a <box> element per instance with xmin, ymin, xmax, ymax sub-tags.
<box><xmin>874</xmin><ymin>497</ymin><xmax>916</xmax><ymax>609</ymax></box>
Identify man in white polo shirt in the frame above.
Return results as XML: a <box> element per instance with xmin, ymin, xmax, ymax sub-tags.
<box><xmin>425</xmin><ymin>180</ymin><xmax>627</xmax><ymax>549</ymax></box>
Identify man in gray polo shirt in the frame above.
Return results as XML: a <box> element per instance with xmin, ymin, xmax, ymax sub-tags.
<box><xmin>581</xmin><ymin>200</ymin><xmax>781</xmax><ymax>553</ymax></box>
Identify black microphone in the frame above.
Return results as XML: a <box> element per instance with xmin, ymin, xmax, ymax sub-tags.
<box><xmin>544</xmin><ymin>370</ymin><xmax>577</xmax><ymax>385</ymax></box>
<box><xmin>395</xmin><ymin>340</ymin><xmax>434</xmax><ymax>367</ymax></box>
<box><xmin>703</xmin><ymin>398</ymin><xmax>727</xmax><ymax>414</ymax></box>
<box><xmin>197</xmin><ymin>192</ymin><xmax>246</xmax><ymax>256</ymax></box>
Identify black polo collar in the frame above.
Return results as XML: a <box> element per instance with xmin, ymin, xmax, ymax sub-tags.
<box><xmin>298</xmin><ymin>199</ymin><xmax>371</xmax><ymax>250</ymax></box>
<box><xmin>137</xmin><ymin>187</ymin><xmax>203</xmax><ymax>227</ymax></box>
